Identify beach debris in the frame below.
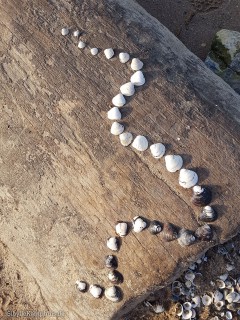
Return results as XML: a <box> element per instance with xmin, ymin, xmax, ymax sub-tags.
<box><xmin>115</xmin><ymin>221</ymin><xmax>128</xmax><ymax>237</ymax></box>
<box><xmin>107</xmin><ymin>107</ymin><xmax>122</xmax><ymax>120</ymax></box>
<box><xmin>198</xmin><ymin>206</ymin><xmax>218</xmax><ymax>223</ymax></box>
<box><xmin>130</xmin><ymin>58</ymin><xmax>143</xmax><ymax>71</ymax></box>
<box><xmin>191</xmin><ymin>185</ymin><xmax>212</xmax><ymax>207</ymax></box>
<box><xmin>131</xmin><ymin>135</ymin><xmax>148</xmax><ymax>151</ymax></box>
<box><xmin>179</xmin><ymin>169</ymin><xmax>198</xmax><ymax>188</ymax></box>
<box><xmin>132</xmin><ymin>216</ymin><xmax>147</xmax><ymax>233</ymax></box>
<box><xmin>104</xmin><ymin>286</ymin><xmax>122</xmax><ymax>302</ymax></box>
<box><xmin>150</xmin><ymin>143</ymin><xmax>166</xmax><ymax>159</ymax></box>
<box><xmin>119</xmin><ymin>132</ymin><xmax>133</xmax><ymax>146</ymax></box>
<box><xmin>107</xmin><ymin>237</ymin><xmax>120</xmax><ymax>251</ymax></box>
<box><xmin>112</xmin><ymin>93</ymin><xmax>126</xmax><ymax>107</ymax></box>
<box><xmin>165</xmin><ymin>155</ymin><xmax>183</xmax><ymax>172</ymax></box>
<box><xmin>110</xmin><ymin>122</ymin><xmax>124</xmax><ymax>135</ymax></box>
<box><xmin>120</xmin><ymin>82</ymin><xmax>135</xmax><ymax>96</ymax></box>
<box><xmin>104</xmin><ymin>48</ymin><xmax>114</xmax><ymax>59</ymax></box>
<box><xmin>89</xmin><ymin>284</ymin><xmax>103</xmax><ymax>298</ymax></box>
<box><xmin>119</xmin><ymin>52</ymin><xmax>130</xmax><ymax>63</ymax></box>
<box><xmin>130</xmin><ymin>71</ymin><xmax>145</xmax><ymax>86</ymax></box>
<box><xmin>105</xmin><ymin>255</ymin><xmax>118</xmax><ymax>269</ymax></box>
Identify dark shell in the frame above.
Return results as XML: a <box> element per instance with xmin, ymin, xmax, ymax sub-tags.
<box><xmin>195</xmin><ymin>224</ymin><xmax>213</xmax><ymax>241</ymax></box>
<box><xmin>108</xmin><ymin>270</ymin><xmax>123</xmax><ymax>284</ymax></box>
<box><xmin>198</xmin><ymin>206</ymin><xmax>217</xmax><ymax>223</ymax></box>
<box><xmin>162</xmin><ymin>223</ymin><xmax>178</xmax><ymax>242</ymax></box>
<box><xmin>177</xmin><ymin>229</ymin><xmax>196</xmax><ymax>247</ymax></box>
<box><xmin>105</xmin><ymin>255</ymin><xmax>118</xmax><ymax>269</ymax></box>
<box><xmin>191</xmin><ymin>186</ymin><xmax>212</xmax><ymax>207</ymax></box>
<box><xmin>149</xmin><ymin>220</ymin><xmax>162</xmax><ymax>235</ymax></box>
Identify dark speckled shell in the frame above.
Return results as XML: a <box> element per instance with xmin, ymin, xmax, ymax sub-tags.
<box><xmin>191</xmin><ymin>186</ymin><xmax>212</xmax><ymax>207</ymax></box>
<box><xmin>105</xmin><ymin>255</ymin><xmax>118</xmax><ymax>269</ymax></box>
<box><xmin>149</xmin><ymin>220</ymin><xmax>162</xmax><ymax>235</ymax></box>
<box><xmin>195</xmin><ymin>224</ymin><xmax>213</xmax><ymax>241</ymax></box>
<box><xmin>162</xmin><ymin>223</ymin><xmax>178</xmax><ymax>242</ymax></box>
<box><xmin>198</xmin><ymin>206</ymin><xmax>217</xmax><ymax>223</ymax></box>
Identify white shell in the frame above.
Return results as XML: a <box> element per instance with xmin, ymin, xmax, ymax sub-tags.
<box><xmin>107</xmin><ymin>237</ymin><xmax>119</xmax><ymax>251</ymax></box>
<box><xmin>226</xmin><ymin>311</ymin><xmax>233</xmax><ymax>320</ymax></box>
<box><xmin>216</xmin><ymin>279</ymin><xmax>226</xmax><ymax>289</ymax></box>
<box><xmin>75</xmin><ymin>280</ymin><xmax>87</xmax><ymax>291</ymax></box>
<box><xmin>89</xmin><ymin>285</ymin><xmax>102</xmax><ymax>298</ymax></box>
<box><xmin>73</xmin><ymin>30</ymin><xmax>80</xmax><ymax>37</ymax></box>
<box><xmin>184</xmin><ymin>270</ymin><xmax>195</xmax><ymax>282</ymax></box>
<box><xmin>183</xmin><ymin>302</ymin><xmax>192</xmax><ymax>310</ymax></box>
<box><xmin>150</xmin><ymin>143</ymin><xmax>166</xmax><ymax>159</ymax></box>
<box><xmin>90</xmin><ymin>48</ymin><xmax>98</xmax><ymax>56</ymax></box>
<box><xmin>104</xmin><ymin>48</ymin><xmax>114</xmax><ymax>59</ymax></box>
<box><xmin>132</xmin><ymin>135</ymin><xmax>148</xmax><ymax>151</ymax></box>
<box><xmin>214</xmin><ymin>300</ymin><xmax>225</xmax><ymax>310</ymax></box>
<box><xmin>179</xmin><ymin>169</ymin><xmax>198</xmax><ymax>188</ymax></box>
<box><xmin>119</xmin><ymin>132</ymin><xmax>133</xmax><ymax>146</ymax></box>
<box><xmin>130</xmin><ymin>71</ymin><xmax>145</xmax><ymax>86</ymax></box>
<box><xmin>182</xmin><ymin>309</ymin><xmax>192</xmax><ymax>320</ymax></box>
<box><xmin>120</xmin><ymin>82</ymin><xmax>135</xmax><ymax>96</ymax></box>
<box><xmin>119</xmin><ymin>52</ymin><xmax>130</xmax><ymax>63</ymax></box>
<box><xmin>107</xmin><ymin>107</ymin><xmax>121</xmax><ymax>120</ymax></box>
<box><xmin>110</xmin><ymin>122</ymin><xmax>124</xmax><ymax>135</ymax></box>
<box><xmin>191</xmin><ymin>309</ymin><xmax>196</xmax><ymax>318</ymax></box>
<box><xmin>115</xmin><ymin>222</ymin><xmax>128</xmax><ymax>237</ymax></box>
<box><xmin>165</xmin><ymin>155</ymin><xmax>183</xmax><ymax>172</ymax></box>
<box><xmin>132</xmin><ymin>216</ymin><xmax>147</xmax><ymax>233</ymax></box>
<box><xmin>61</xmin><ymin>27</ymin><xmax>69</xmax><ymax>36</ymax></box>
<box><xmin>191</xmin><ymin>296</ymin><xmax>201</xmax><ymax>308</ymax></box>
<box><xmin>112</xmin><ymin>93</ymin><xmax>126</xmax><ymax>107</ymax></box>
<box><xmin>202</xmin><ymin>294</ymin><xmax>213</xmax><ymax>306</ymax></box>
<box><xmin>104</xmin><ymin>286</ymin><xmax>121</xmax><ymax>302</ymax></box>
<box><xmin>175</xmin><ymin>302</ymin><xmax>183</xmax><ymax>316</ymax></box>
<box><xmin>78</xmin><ymin>41</ymin><xmax>86</xmax><ymax>49</ymax></box>
<box><xmin>214</xmin><ymin>290</ymin><xmax>224</xmax><ymax>303</ymax></box>
<box><xmin>226</xmin><ymin>292</ymin><xmax>240</xmax><ymax>303</ymax></box>
<box><xmin>131</xmin><ymin>58</ymin><xmax>144</xmax><ymax>71</ymax></box>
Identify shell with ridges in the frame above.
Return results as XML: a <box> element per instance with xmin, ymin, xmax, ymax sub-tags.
<box><xmin>195</xmin><ymin>224</ymin><xmax>213</xmax><ymax>241</ymax></box>
<box><xmin>107</xmin><ymin>107</ymin><xmax>121</xmax><ymax>120</ymax></box>
<box><xmin>112</xmin><ymin>93</ymin><xmax>126</xmax><ymax>107</ymax></box>
<box><xmin>119</xmin><ymin>52</ymin><xmax>130</xmax><ymax>63</ymax></box>
<box><xmin>162</xmin><ymin>223</ymin><xmax>178</xmax><ymax>242</ymax></box>
<box><xmin>179</xmin><ymin>168</ymin><xmax>198</xmax><ymax>188</ymax></box>
<box><xmin>105</xmin><ymin>286</ymin><xmax>122</xmax><ymax>302</ymax></box>
<box><xmin>198</xmin><ymin>206</ymin><xmax>217</xmax><ymax>223</ymax></box>
<box><xmin>110</xmin><ymin>122</ymin><xmax>124</xmax><ymax>135</ymax></box>
<box><xmin>107</xmin><ymin>237</ymin><xmax>119</xmax><ymax>251</ymax></box>
<box><xmin>105</xmin><ymin>255</ymin><xmax>118</xmax><ymax>269</ymax></box>
<box><xmin>191</xmin><ymin>185</ymin><xmax>212</xmax><ymax>206</ymax></box>
<box><xmin>120</xmin><ymin>82</ymin><xmax>135</xmax><ymax>96</ymax></box>
<box><xmin>177</xmin><ymin>228</ymin><xmax>196</xmax><ymax>247</ymax></box>
<box><xmin>150</xmin><ymin>143</ymin><xmax>166</xmax><ymax>159</ymax></box>
<box><xmin>149</xmin><ymin>220</ymin><xmax>162</xmax><ymax>235</ymax></box>
<box><xmin>132</xmin><ymin>216</ymin><xmax>147</xmax><ymax>233</ymax></box>
<box><xmin>165</xmin><ymin>155</ymin><xmax>183</xmax><ymax>172</ymax></box>
<box><xmin>132</xmin><ymin>135</ymin><xmax>148</xmax><ymax>151</ymax></box>
<box><xmin>115</xmin><ymin>221</ymin><xmax>128</xmax><ymax>237</ymax></box>
<box><xmin>104</xmin><ymin>48</ymin><xmax>114</xmax><ymax>59</ymax></box>
<box><xmin>108</xmin><ymin>270</ymin><xmax>123</xmax><ymax>284</ymax></box>
<box><xmin>130</xmin><ymin>58</ymin><xmax>144</xmax><ymax>71</ymax></box>
<box><xmin>130</xmin><ymin>71</ymin><xmax>145</xmax><ymax>86</ymax></box>
<box><xmin>89</xmin><ymin>284</ymin><xmax>103</xmax><ymax>298</ymax></box>
<box><xmin>119</xmin><ymin>132</ymin><xmax>133</xmax><ymax>146</ymax></box>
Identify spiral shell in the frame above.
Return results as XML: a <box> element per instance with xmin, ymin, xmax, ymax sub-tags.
<box><xmin>150</xmin><ymin>143</ymin><xmax>166</xmax><ymax>159</ymax></box>
<box><xmin>130</xmin><ymin>71</ymin><xmax>145</xmax><ymax>86</ymax></box>
<box><xmin>104</xmin><ymin>48</ymin><xmax>114</xmax><ymax>59</ymax></box>
<box><xmin>107</xmin><ymin>237</ymin><xmax>120</xmax><ymax>251</ymax></box>
<box><xmin>108</xmin><ymin>270</ymin><xmax>123</xmax><ymax>284</ymax></box>
<box><xmin>119</xmin><ymin>132</ymin><xmax>133</xmax><ymax>146</ymax></box>
<box><xmin>119</xmin><ymin>52</ymin><xmax>130</xmax><ymax>63</ymax></box>
<box><xmin>149</xmin><ymin>220</ymin><xmax>162</xmax><ymax>235</ymax></box>
<box><xmin>61</xmin><ymin>27</ymin><xmax>69</xmax><ymax>36</ymax></box>
<box><xmin>112</xmin><ymin>93</ymin><xmax>126</xmax><ymax>107</ymax></box>
<box><xmin>107</xmin><ymin>107</ymin><xmax>121</xmax><ymax>120</ymax></box>
<box><xmin>89</xmin><ymin>284</ymin><xmax>103</xmax><ymax>298</ymax></box>
<box><xmin>179</xmin><ymin>169</ymin><xmax>198</xmax><ymax>188</ymax></box>
<box><xmin>198</xmin><ymin>206</ymin><xmax>217</xmax><ymax>223</ymax></box>
<box><xmin>162</xmin><ymin>223</ymin><xmax>178</xmax><ymax>242</ymax></box>
<box><xmin>195</xmin><ymin>224</ymin><xmax>213</xmax><ymax>241</ymax></box>
<box><xmin>105</xmin><ymin>255</ymin><xmax>118</xmax><ymax>269</ymax></box>
<box><xmin>105</xmin><ymin>286</ymin><xmax>122</xmax><ymax>302</ymax></box>
<box><xmin>132</xmin><ymin>216</ymin><xmax>147</xmax><ymax>233</ymax></box>
<box><xmin>165</xmin><ymin>155</ymin><xmax>183</xmax><ymax>172</ymax></box>
<box><xmin>132</xmin><ymin>135</ymin><xmax>148</xmax><ymax>151</ymax></box>
<box><xmin>191</xmin><ymin>185</ymin><xmax>212</xmax><ymax>207</ymax></box>
<box><xmin>130</xmin><ymin>58</ymin><xmax>144</xmax><ymax>71</ymax></box>
<box><xmin>110</xmin><ymin>122</ymin><xmax>124</xmax><ymax>135</ymax></box>
<box><xmin>75</xmin><ymin>280</ymin><xmax>87</xmax><ymax>292</ymax></box>
<box><xmin>120</xmin><ymin>82</ymin><xmax>135</xmax><ymax>96</ymax></box>
<box><xmin>115</xmin><ymin>221</ymin><xmax>128</xmax><ymax>237</ymax></box>
<box><xmin>177</xmin><ymin>229</ymin><xmax>196</xmax><ymax>247</ymax></box>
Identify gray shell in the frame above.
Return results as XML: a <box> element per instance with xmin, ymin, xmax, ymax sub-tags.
<box><xmin>105</xmin><ymin>255</ymin><xmax>118</xmax><ymax>269</ymax></box>
<box><xmin>177</xmin><ymin>229</ymin><xmax>196</xmax><ymax>247</ymax></box>
<box><xmin>162</xmin><ymin>223</ymin><xmax>178</xmax><ymax>242</ymax></box>
<box><xmin>149</xmin><ymin>220</ymin><xmax>162</xmax><ymax>235</ymax></box>
<box><xmin>195</xmin><ymin>224</ymin><xmax>213</xmax><ymax>241</ymax></box>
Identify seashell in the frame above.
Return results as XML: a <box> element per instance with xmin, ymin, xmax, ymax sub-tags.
<box><xmin>216</xmin><ymin>279</ymin><xmax>226</xmax><ymax>289</ymax></box>
<box><xmin>110</xmin><ymin>122</ymin><xmax>124</xmax><ymax>135</ymax></box>
<box><xmin>119</xmin><ymin>52</ymin><xmax>130</xmax><ymax>63</ymax></box>
<box><xmin>195</xmin><ymin>224</ymin><xmax>213</xmax><ymax>241</ymax></box>
<box><xmin>183</xmin><ymin>302</ymin><xmax>192</xmax><ymax>310</ymax></box>
<box><xmin>112</xmin><ymin>93</ymin><xmax>126</xmax><ymax>107</ymax></box>
<box><xmin>75</xmin><ymin>280</ymin><xmax>87</xmax><ymax>292</ymax></box>
<box><xmin>162</xmin><ymin>223</ymin><xmax>178</xmax><ymax>242</ymax></box>
<box><xmin>189</xmin><ymin>263</ymin><xmax>198</xmax><ymax>271</ymax></box>
<box><xmin>105</xmin><ymin>286</ymin><xmax>122</xmax><ymax>302</ymax></box>
<box><xmin>214</xmin><ymin>300</ymin><xmax>225</xmax><ymax>311</ymax></box>
<box><xmin>182</xmin><ymin>309</ymin><xmax>192</xmax><ymax>320</ymax></box>
<box><xmin>191</xmin><ymin>185</ymin><xmax>212</xmax><ymax>207</ymax></box>
<box><xmin>104</xmin><ymin>48</ymin><xmax>114</xmax><ymax>59</ymax></box>
<box><xmin>191</xmin><ymin>295</ymin><xmax>201</xmax><ymax>308</ymax></box>
<box><xmin>150</xmin><ymin>143</ymin><xmax>166</xmax><ymax>159</ymax></box>
<box><xmin>115</xmin><ymin>221</ymin><xmax>128</xmax><ymax>237</ymax></box>
<box><xmin>105</xmin><ymin>255</ymin><xmax>118</xmax><ymax>269</ymax></box>
<box><xmin>219</xmin><ymin>273</ymin><xmax>229</xmax><ymax>281</ymax></box>
<box><xmin>165</xmin><ymin>155</ymin><xmax>183</xmax><ymax>172</ymax></box>
<box><xmin>130</xmin><ymin>71</ymin><xmax>145</xmax><ymax>86</ymax></box>
<box><xmin>73</xmin><ymin>30</ymin><xmax>80</xmax><ymax>37</ymax></box>
<box><xmin>119</xmin><ymin>132</ymin><xmax>133</xmax><ymax>147</ymax></box>
<box><xmin>226</xmin><ymin>264</ymin><xmax>235</xmax><ymax>272</ymax></box>
<box><xmin>226</xmin><ymin>311</ymin><xmax>233</xmax><ymax>320</ymax></box>
<box><xmin>90</xmin><ymin>48</ymin><xmax>98</xmax><ymax>56</ymax></box>
<box><xmin>131</xmin><ymin>135</ymin><xmax>148</xmax><ymax>151</ymax></box>
<box><xmin>227</xmin><ymin>303</ymin><xmax>238</xmax><ymax>311</ymax></box>
<box><xmin>214</xmin><ymin>290</ymin><xmax>224</xmax><ymax>303</ymax></box>
<box><xmin>202</xmin><ymin>294</ymin><xmax>213</xmax><ymax>306</ymax></box>
<box><xmin>179</xmin><ymin>169</ymin><xmax>198</xmax><ymax>189</ymax></box>
<box><xmin>185</xmin><ymin>270</ymin><xmax>195</xmax><ymax>282</ymax></box>
<box><xmin>108</xmin><ymin>270</ymin><xmax>123</xmax><ymax>284</ymax></box>
<box><xmin>61</xmin><ymin>27</ymin><xmax>69</xmax><ymax>36</ymax></box>
<box><xmin>226</xmin><ymin>292</ymin><xmax>240</xmax><ymax>303</ymax></box>
<box><xmin>107</xmin><ymin>237</ymin><xmax>119</xmax><ymax>251</ymax></box>
<box><xmin>185</xmin><ymin>280</ymin><xmax>192</xmax><ymax>288</ymax></box>
<box><xmin>149</xmin><ymin>220</ymin><xmax>162</xmax><ymax>235</ymax></box>
<box><xmin>174</xmin><ymin>302</ymin><xmax>183</xmax><ymax>316</ymax></box>
<box><xmin>172</xmin><ymin>281</ymin><xmax>183</xmax><ymax>296</ymax></box>
<box><xmin>89</xmin><ymin>284</ymin><xmax>103</xmax><ymax>298</ymax></box>
<box><xmin>120</xmin><ymin>82</ymin><xmax>135</xmax><ymax>96</ymax></box>
<box><xmin>191</xmin><ymin>309</ymin><xmax>196</xmax><ymax>318</ymax></box>
<box><xmin>177</xmin><ymin>229</ymin><xmax>196</xmax><ymax>247</ymax></box>
<box><xmin>198</xmin><ymin>206</ymin><xmax>217</xmax><ymax>223</ymax></box>
<box><xmin>146</xmin><ymin>301</ymin><xmax>165</xmax><ymax>313</ymax></box>
<box><xmin>78</xmin><ymin>41</ymin><xmax>86</xmax><ymax>49</ymax></box>
<box><xmin>130</xmin><ymin>58</ymin><xmax>144</xmax><ymax>71</ymax></box>
<box><xmin>107</xmin><ymin>107</ymin><xmax>122</xmax><ymax>120</ymax></box>
<box><xmin>132</xmin><ymin>216</ymin><xmax>147</xmax><ymax>233</ymax></box>
<box><xmin>225</xmin><ymin>280</ymin><xmax>234</xmax><ymax>289</ymax></box>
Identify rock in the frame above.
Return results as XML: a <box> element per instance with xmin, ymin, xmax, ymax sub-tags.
<box><xmin>230</xmin><ymin>52</ymin><xmax>240</xmax><ymax>73</ymax></box>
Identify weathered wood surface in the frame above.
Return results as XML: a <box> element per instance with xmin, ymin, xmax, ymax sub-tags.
<box><xmin>0</xmin><ymin>0</ymin><xmax>240</xmax><ymax>319</ymax></box>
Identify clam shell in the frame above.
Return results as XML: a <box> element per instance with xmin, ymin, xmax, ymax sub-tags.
<box><xmin>73</xmin><ymin>30</ymin><xmax>80</xmax><ymax>37</ymax></box>
<box><xmin>75</xmin><ymin>280</ymin><xmax>87</xmax><ymax>292</ymax></box>
<box><xmin>165</xmin><ymin>155</ymin><xmax>183</xmax><ymax>172</ymax></box>
<box><xmin>149</xmin><ymin>220</ymin><xmax>162</xmax><ymax>235</ymax></box>
<box><xmin>191</xmin><ymin>309</ymin><xmax>196</xmax><ymax>318</ymax></box>
<box><xmin>179</xmin><ymin>169</ymin><xmax>198</xmax><ymax>188</ymax></box>
<box><xmin>119</xmin><ymin>52</ymin><xmax>130</xmax><ymax>63</ymax></box>
<box><xmin>115</xmin><ymin>221</ymin><xmax>128</xmax><ymax>237</ymax></box>
<box><xmin>119</xmin><ymin>132</ymin><xmax>133</xmax><ymax>146</ymax></box>
<box><xmin>216</xmin><ymin>279</ymin><xmax>226</xmax><ymax>289</ymax></box>
<box><xmin>226</xmin><ymin>292</ymin><xmax>240</xmax><ymax>303</ymax></box>
<box><xmin>214</xmin><ymin>290</ymin><xmax>224</xmax><ymax>303</ymax></box>
<box><xmin>214</xmin><ymin>300</ymin><xmax>225</xmax><ymax>310</ymax></box>
<box><xmin>191</xmin><ymin>295</ymin><xmax>201</xmax><ymax>308</ymax></box>
<box><xmin>112</xmin><ymin>93</ymin><xmax>126</xmax><ymax>107</ymax></box>
<box><xmin>105</xmin><ymin>255</ymin><xmax>118</xmax><ymax>269</ymax></box>
<box><xmin>108</xmin><ymin>270</ymin><xmax>123</xmax><ymax>284</ymax></box>
<box><xmin>104</xmin><ymin>48</ymin><xmax>114</xmax><ymax>59</ymax></box>
<box><xmin>90</xmin><ymin>48</ymin><xmax>98</xmax><ymax>56</ymax></box>
<box><xmin>162</xmin><ymin>223</ymin><xmax>178</xmax><ymax>242</ymax></box>
<box><xmin>198</xmin><ymin>206</ymin><xmax>217</xmax><ymax>223</ymax></box>
<box><xmin>105</xmin><ymin>286</ymin><xmax>122</xmax><ymax>302</ymax></box>
<box><xmin>89</xmin><ymin>284</ymin><xmax>103</xmax><ymax>298</ymax></box>
<box><xmin>202</xmin><ymin>294</ymin><xmax>213</xmax><ymax>306</ymax></box>
<box><xmin>227</xmin><ymin>303</ymin><xmax>238</xmax><ymax>311</ymax></box>
<box><xmin>185</xmin><ymin>271</ymin><xmax>195</xmax><ymax>282</ymax></box>
<box><xmin>177</xmin><ymin>229</ymin><xmax>196</xmax><ymax>247</ymax></box>
<box><xmin>132</xmin><ymin>216</ymin><xmax>147</xmax><ymax>233</ymax></box>
<box><xmin>107</xmin><ymin>107</ymin><xmax>122</xmax><ymax>120</ymax></box>
<box><xmin>130</xmin><ymin>58</ymin><xmax>143</xmax><ymax>71</ymax></box>
<box><xmin>120</xmin><ymin>82</ymin><xmax>135</xmax><ymax>96</ymax></box>
<box><xmin>107</xmin><ymin>237</ymin><xmax>119</xmax><ymax>251</ymax></box>
<box><xmin>61</xmin><ymin>27</ymin><xmax>69</xmax><ymax>36</ymax></box>
<box><xmin>132</xmin><ymin>135</ymin><xmax>148</xmax><ymax>151</ymax></box>
<box><xmin>110</xmin><ymin>122</ymin><xmax>124</xmax><ymax>135</ymax></box>
<box><xmin>195</xmin><ymin>224</ymin><xmax>213</xmax><ymax>241</ymax></box>
<box><xmin>182</xmin><ymin>309</ymin><xmax>192</xmax><ymax>320</ymax></box>
<box><xmin>78</xmin><ymin>41</ymin><xmax>86</xmax><ymax>49</ymax></box>
<box><xmin>150</xmin><ymin>143</ymin><xmax>166</xmax><ymax>159</ymax></box>
<box><xmin>226</xmin><ymin>311</ymin><xmax>233</xmax><ymax>320</ymax></box>
<box><xmin>130</xmin><ymin>71</ymin><xmax>145</xmax><ymax>86</ymax></box>
<box><xmin>175</xmin><ymin>302</ymin><xmax>183</xmax><ymax>316</ymax></box>
<box><xmin>183</xmin><ymin>302</ymin><xmax>192</xmax><ymax>310</ymax></box>
<box><xmin>191</xmin><ymin>185</ymin><xmax>212</xmax><ymax>206</ymax></box>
